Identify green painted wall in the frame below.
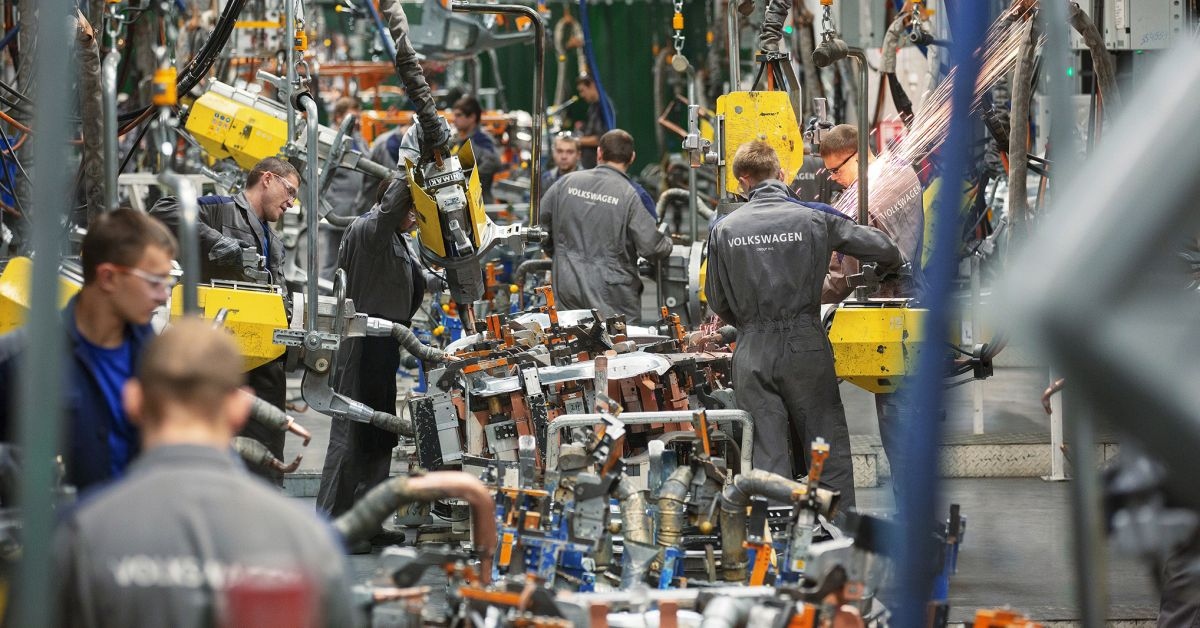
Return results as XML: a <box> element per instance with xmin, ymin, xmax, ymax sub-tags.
<box><xmin>481</xmin><ymin>0</ymin><xmax>712</xmax><ymax>175</ymax></box>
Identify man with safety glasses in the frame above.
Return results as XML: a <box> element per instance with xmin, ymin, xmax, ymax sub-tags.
<box><xmin>817</xmin><ymin>124</ymin><xmax>925</xmax><ymax>302</ymax></box>
<box><xmin>150</xmin><ymin>157</ymin><xmax>299</xmax><ymax>484</ymax></box>
<box><xmin>0</xmin><ymin>209</ymin><xmax>178</xmax><ymax>492</ymax></box>
<box><xmin>818</xmin><ymin>124</ymin><xmax>926</xmax><ymax>508</ymax></box>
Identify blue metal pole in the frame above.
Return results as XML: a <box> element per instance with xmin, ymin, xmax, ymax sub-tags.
<box><xmin>891</xmin><ymin>2</ymin><xmax>986</xmax><ymax>627</ymax></box>
<box><xmin>15</xmin><ymin>0</ymin><xmax>72</xmax><ymax>625</ymax></box>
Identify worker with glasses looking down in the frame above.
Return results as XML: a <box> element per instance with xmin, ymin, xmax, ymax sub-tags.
<box><xmin>149</xmin><ymin>157</ymin><xmax>298</xmax><ymax>485</ymax></box>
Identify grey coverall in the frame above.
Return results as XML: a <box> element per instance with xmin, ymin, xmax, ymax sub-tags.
<box><xmin>539</xmin><ymin>164</ymin><xmax>672</xmax><ymax>323</ymax></box>
<box><xmin>705</xmin><ymin>180</ymin><xmax>902</xmax><ymax>511</ymax></box>
<box><xmin>149</xmin><ymin>193</ymin><xmax>289</xmax><ymax>483</ymax></box>
<box><xmin>54</xmin><ymin>444</ymin><xmax>355</xmax><ymax>628</ymax></box>
<box><xmin>821</xmin><ymin>163</ymin><xmax>925</xmax><ymax>500</ymax></box>
<box><xmin>316</xmin><ymin>181</ymin><xmax>426</xmax><ymax>518</ymax></box>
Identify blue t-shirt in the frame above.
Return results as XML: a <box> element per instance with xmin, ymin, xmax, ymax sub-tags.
<box><xmin>78</xmin><ymin>335</ymin><xmax>137</xmax><ymax>477</ymax></box>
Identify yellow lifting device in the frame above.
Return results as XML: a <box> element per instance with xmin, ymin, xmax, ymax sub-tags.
<box><xmin>0</xmin><ymin>257</ymin><xmax>287</xmax><ymax>372</ymax></box>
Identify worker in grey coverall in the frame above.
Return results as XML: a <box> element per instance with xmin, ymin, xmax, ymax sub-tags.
<box><xmin>539</xmin><ymin>129</ymin><xmax>672</xmax><ymax>323</ymax></box>
<box><xmin>54</xmin><ymin>319</ymin><xmax>354</xmax><ymax>628</ymax></box>
<box><xmin>705</xmin><ymin>141</ymin><xmax>902</xmax><ymax>511</ymax></box>
<box><xmin>315</xmin><ymin>174</ymin><xmax>429</xmax><ymax>539</ymax></box>
<box><xmin>819</xmin><ymin>124</ymin><xmax>925</xmax><ymax>502</ymax></box>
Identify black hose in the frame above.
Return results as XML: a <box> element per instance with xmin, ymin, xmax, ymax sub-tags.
<box><xmin>390</xmin><ymin>322</ymin><xmax>447</xmax><ymax>363</ymax></box>
<box><xmin>513</xmin><ymin>258</ymin><xmax>552</xmax><ymax>288</ymax></box>
<box><xmin>1067</xmin><ymin>2</ymin><xmax>1121</xmax><ymax>113</ymax></box>
<box><xmin>370</xmin><ymin>410</ymin><xmax>414</xmax><ymax>437</ymax></box>
<box><xmin>378</xmin><ymin>0</ymin><xmax>449</xmax><ymax>161</ymax></box>
<box><xmin>757</xmin><ymin>0</ymin><xmax>792</xmax><ymax>52</ymax></box>
<box><xmin>117</xmin><ymin>0</ymin><xmax>249</xmax><ymax>126</ymax></box>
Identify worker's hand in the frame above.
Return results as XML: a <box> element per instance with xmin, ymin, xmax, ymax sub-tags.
<box><xmin>687</xmin><ymin>331</ymin><xmax>722</xmax><ymax>351</ymax></box>
<box><xmin>209</xmin><ymin>236</ymin><xmax>252</xmax><ymax>267</ymax></box>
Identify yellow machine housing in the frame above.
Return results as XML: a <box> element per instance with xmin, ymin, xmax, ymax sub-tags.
<box><xmin>166</xmin><ymin>282</ymin><xmax>288</xmax><ymax>371</ymax></box>
<box><xmin>185</xmin><ymin>81</ymin><xmax>290</xmax><ymax>171</ymax></box>
<box><xmin>714</xmin><ymin>91</ymin><xmax>805</xmax><ymax>193</ymax></box>
<box><xmin>0</xmin><ymin>257</ymin><xmax>286</xmax><ymax>372</ymax></box>
<box><xmin>406</xmin><ymin>139</ymin><xmax>489</xmax><ymax>259</ymax></box>
<box><xmin>828</xmin><ymin>300</ymin><xmax>927</xmax><ymax>394</ymax></box>
<box><xmin>0</xmin><ymin>257</ymin><xmax>82</xmax><ymax>334</ymax></box>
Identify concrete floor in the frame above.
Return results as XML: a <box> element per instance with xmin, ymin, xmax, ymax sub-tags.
<box><xmin>286</xmin><ymin>364</ymin><xmax>1160</xmax><ymax>623</ymax></box>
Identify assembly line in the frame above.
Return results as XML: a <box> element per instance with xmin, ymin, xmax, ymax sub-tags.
<box><xmin>0</xmin><ymin>0</ymin><xmax>1196</xmax><ymax>626</ymax></box>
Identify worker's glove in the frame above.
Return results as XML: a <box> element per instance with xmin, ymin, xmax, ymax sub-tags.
<box><xmin>637</xmin><ymin>258</ymin><xmax>657</xmax><ymax>278</ymax></box>
<box><xmin>209</xmin><ymin>236</ymin><xmax>252</xmax><ymax>267</ymax></box>
<box><xmin>240</xmin><ymin>248</ymin><xmax>270</xmax><ymax>284</ymax></box>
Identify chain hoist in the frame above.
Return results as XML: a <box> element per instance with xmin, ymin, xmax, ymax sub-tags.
<box><xmin>819</xmin><ymin>0</ymin><xmax>836</xmax><ymax>38</ymax></box>
<box><xmin>672</xmin><ymin>0</ymin><xmax>686</xmax><ymax>58</ymax></box>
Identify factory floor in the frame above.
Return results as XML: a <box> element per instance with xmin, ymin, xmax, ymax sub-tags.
<box><xmin>288</xmin><ymin>364</ymin><xmax>1160</xmax><ymax>624</ymax></box>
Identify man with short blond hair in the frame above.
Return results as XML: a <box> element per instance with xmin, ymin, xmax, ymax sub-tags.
<box><xmin>706</xmin><ymin>140</ymin><xmax>901</xmax><ymax>509</ymax></box>
<box><xmin>54</xmin><ymin>319</ymin><xmax>354</xmax><ymax>628</ymax></box>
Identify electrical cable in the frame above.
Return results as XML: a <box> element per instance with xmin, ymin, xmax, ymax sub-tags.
<box><xmin>116</xmin><ymin>0</ymin><xmax>248</xmax><ymax>129</ymax></box>
<box><xmin>0</xmin><ymin>78</ymin><xmax>30</xmax><ymax>105</ymax></box>
<box><xmin>0</xmin><ymin>126</ymin><xmax>27</xmax><ymax>218</ymax></box>
<box><xmin>117</xmin><ymin>120</ymin><xmax>153</xmax><ymax>177</ymax></box>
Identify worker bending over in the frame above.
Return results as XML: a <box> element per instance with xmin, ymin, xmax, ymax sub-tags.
<box><xmin>0</xmin><ymin>209</ymin><xmax>176</xmax><ymax>492</ymax></box>
<box><xmin>540</xmin><ymin>129</ymin><xmax>671</xmax><ymax>323</ymax></box>
<box><xmin>54</xmin><ymin>319</ymin><xmax>354</xmax><ymax>627</ymax></box>
<box><xmin>819</xmin><ymin>124</ymin><xmax>925</xmax><ymax>502</ymax></box>
<box><xmin>705</xmin><ymin>141</ymin><xmax>902</xmax><ymax>511</ymax></box>
<box><xmin>315</xmin><ymin>176</ymin><xmax>430</xmax><ymax>550</ymax></box>
<box><xmin>150</xmin><ymin>157</ymin><xmax>297</xmax><ymax>484</ymax></box>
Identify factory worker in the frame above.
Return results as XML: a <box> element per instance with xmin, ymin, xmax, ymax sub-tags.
<box><xmin>705</xmin><ymin>140</ymin><xmax>902</xmax><ymax>511</ymax></box>
<box><xmin>0</xmin><ymin>209</ymin><xmax>176</xmax><ymax>492</ymax></box>
<box><xmin>539</xmin><ymin>129</ymin><xmax>672</xmax><ymax>323</ymax></box>
<box><xmin>149</xmin><ymin>157</ymin><xmax>296</xmax><ymax>485</ymax></box>
<box><xmin>819</xmin><ymin>123</ymin><xmax>926</xmax><ymax>504</ymax></box>
<box><xmin>54</xmin><ymin>319</ymin><xmax>354</xmax><ymax>627</ymax></box>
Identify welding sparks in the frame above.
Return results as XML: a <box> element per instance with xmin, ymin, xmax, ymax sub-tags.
<box><xmin>830</xmin><ymin>8</ymin><xmax>1042</xmax><ymax>239</ymax></box>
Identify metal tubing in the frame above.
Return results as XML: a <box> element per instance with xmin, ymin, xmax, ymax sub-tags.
<box><xmin>726</xmin><ymin>0</ymin><xmax>740</xmax><ymax>91</ymax></box>
<box><xmin>299</xmin><ymin>93</ymin><xmax>321</xmax><ymax>334</ymax></box>
<box><xmin>102</xmin><ymin>50</ymin><xmax>119</xmax><ymax>211</ymax></box>
<box><xmin>847</xmin><ymin>47</ymin><xmax>869</xmax><ymax>226</ymax></box>
<box><xmin>1007</xmin><ymin>19</ymin><xmax>1037</xmax><ymax>228</ymax></box>
<box><xmin>717</xmin><ymin>469</ymin><xmax>808</xmax><ymax>582</ymax></box>
<box><xmin>615</xmin><ymin>478</ymin><xmax>654</xmax><ymax>545</ymax></box>
<box><xmin>76</xmin><ymin>12</ymin><xmax>104</xmax><ymax>221</ymax></box>
<box><xmin>1066</xmin><ymin>398</ymin><xmax>1108</xmax><ymax>628</ymax></box>
<box><xmin>546</xmin><ymin>410</ymin><xmax>753</xmax><ymax>473</ymax></box>
<box><xmin>657</xmin><ymin>465</ymin><xmax>693</xmax><ymax>549</ymax></box>
<box><xmin>452</xmin><ymin>2</ymin><xmax>545</xmax><ymax>231</ymax></box>
<box><xmin>16</xmin><ymin>0</ymin><xmax>71</xmax><ymax>624</ymax></box>
<box><xmin>686</xmin><ymin>64</ymin><xmax>699</xmax><ymax>243</ymax></box>
<box><xmin>156</xmin><ymin>112</ymin><xmax>201</xmax><ymax>314</ymax></box>
<box><xmin>334</xmin><ymin>472</ymin><xmax>497</xmax><ymax>583</ymax></box>
<box><xmin>285</xmin><ymin>0</ymin><xmax>296</xmax><ymax>143</ymax></box>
